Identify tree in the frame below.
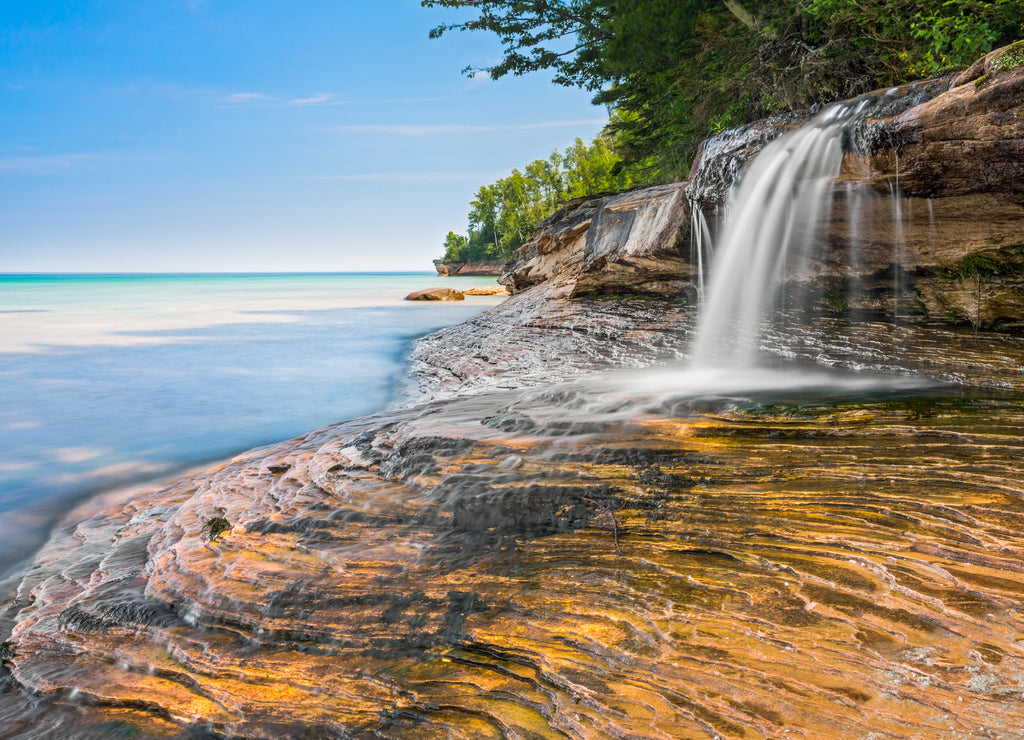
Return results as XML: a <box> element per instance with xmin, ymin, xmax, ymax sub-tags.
<box><xmin>420</xmin><ymin>0</ymin><xmax>611</xmax><ymax>88</ymax></box>
<box><xmin>438</xmin><ymin>134</ymin><xmax>638</xmax><ymax>263</ymax></box>
<box><xmin>424</xmin><ymin>0</ymin><xmax>1024</xmax><ymax>180</ymax></box>
<box><xmin>441</xmin><ymin>231</ymin><xmax>470</xmax><ymax>262</ymax></box>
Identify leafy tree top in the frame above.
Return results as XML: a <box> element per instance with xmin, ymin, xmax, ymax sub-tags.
<box><xmin>425</xmin><ymin>0</ymin><xmax>1024</xmax><ymax>180</ymax></box>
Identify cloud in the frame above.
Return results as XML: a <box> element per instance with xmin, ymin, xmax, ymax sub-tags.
<box><xmin>222</xmin><ymin>92</ymin><xmax>275</xmax><ymax>105</ymax></box>
<box><xmin>329</xmin><ymin>119</ymin><xmax>607</xmax><ymax>136</ymax></box>
<box><xmin>290</xmin><ymin>93</ymin><xmax>337</xmax><ymax>106</ymax></box>
<box><xmin>306</xmin><ymin>170</ymin><xmax>505</xmax><ymax>183</ymax></box>
<box><xmin>0</xmin><ymin>153</ymin><xmax>104</xmax><ymax>174</ymax></box>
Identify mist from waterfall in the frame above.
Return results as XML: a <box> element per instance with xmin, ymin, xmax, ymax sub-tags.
<box><xmin>690</xmin><ymin>100</ymin><xmax>873</xmax><ymax>367</ymax></box>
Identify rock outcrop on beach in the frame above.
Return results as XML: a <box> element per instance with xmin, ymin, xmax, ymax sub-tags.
<box><xmin>500</xmin><ymin>183</ymin><xmax>690</xmax><ymax>299</ymax></box>
<box><xmin>405</xmin><ymin>287</ymin><xmax>465</xmax><ymax>301</ymax></box>
<box><xmin>461</xmin><ymin>285</ymin><xmax>509</xmax><ymax>296</ymax></box>
<box><xmin>433</xmin><ymin>259</ymin><xmax>506</xmax><ymax>277</ymax></box>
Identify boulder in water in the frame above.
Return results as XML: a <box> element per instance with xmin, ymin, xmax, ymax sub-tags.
<box><xmin>405</xmin><ymin>287</ymin><xmax>465</xmax><ymax>301</ymax></box>
<box><xmin>461</xmin><ymin>285</ymin><xmax>509</xmax><ymax>296</ymax></box>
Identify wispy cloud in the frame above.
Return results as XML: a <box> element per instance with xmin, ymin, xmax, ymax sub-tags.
<box><xmin>307</xmin><ymin>170</ymin><xmax>505</xmax><ymax>183</ymax></box>
<box><xmin>0</xmin><ymin>153</ymin><xmax>105</xmax><ymax>174</ymax></box>
<box><xmin>290</xmin><ymin>93</ymin><xmax>337</xmax><ymax>106</ymax></box>
<box><xmin>329</xmin><ymin>119</ymin><xmax>607</xmax><ymax>136</ymax></box>
<box><xmin>222</xmin><ymin>92</ymin><xmax>275</xmax><ymax>105</ymax></box>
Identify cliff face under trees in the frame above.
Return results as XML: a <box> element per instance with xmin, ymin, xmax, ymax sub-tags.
<box><xmin>498</xmin><ymin>42</ymin><xmax>1024</xmax><ymax>332</ymax></box>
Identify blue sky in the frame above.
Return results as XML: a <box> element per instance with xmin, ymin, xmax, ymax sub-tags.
<box><xmin>0</xmin><ymin>0</ymin><xmax>606</xmax><ymax>272</ymax></box>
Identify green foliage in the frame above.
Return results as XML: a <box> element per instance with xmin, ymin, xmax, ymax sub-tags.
<box><xmin>420</xmin><ymin>0</ymin><xmax>609</xmax><ymax>89</ymax></box>
<box><xmin>441</xmin><ymin>135</ymin><xmax>636</xmax><ymax>263</ymax></box>
<box><xmin>425</xmin><ymin>1</ymin><xmax>1024</xmax><ymax>181</ymax></box>
<box><xmin>955</xmin><ymin>254</ymin><xmax>1024</xmax><ymax>277</ymax></box>
<box><xmin>440</xmin><ymin>231</ymin><xmax>474</xmax><ymax>262</ymax></box>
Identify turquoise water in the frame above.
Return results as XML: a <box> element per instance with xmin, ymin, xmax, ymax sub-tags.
<box><xmin>0</xmin><ymin>273</ymin><xmax>504</xmax><ymax>575</ymax></box>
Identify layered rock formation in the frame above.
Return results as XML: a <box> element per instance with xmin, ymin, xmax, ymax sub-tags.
<box><xmin>492</xmin><ymin>42</ymin><xmax>1024</xmax><ymax>330</ymax></box>
<box><xmin>499</xmin><ymin>184</ymin><xmax>690</xmax><ymax>299</ymax></box>
<box><xmin>461</xmin><ymin>285</ymin><xmax>509</xmax><ymax>296</ymax></box>
<box><xmin>433</xmin><ymin>259</ymin><xmax>506</xmax><ymax>277</ymax></box>
<box><xmin>6</xmin><ymin>374</ymin><xmax>1024</xmax><ymax>739</ymax></box>
<box><xmin>832</xmin><ymin>44</ymin><xmax>1024</xmax><ymax>329</ymax></box>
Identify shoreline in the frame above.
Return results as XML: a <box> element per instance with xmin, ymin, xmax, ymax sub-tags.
<box><xmin>0</xmin><ymin>274</ymin><xmax>508</xmax><ymax>577</ymax></box>
<box><xmin>4</xmin><ymin>310</ymin><xmax>1022</xmax><ymax>736</ymax></box>
<box><xmin>3</xmin><ymin>262</ymin><xmax>1024</xmax><ymax>737</ymax></box>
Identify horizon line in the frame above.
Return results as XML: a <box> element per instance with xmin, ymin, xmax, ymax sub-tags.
<box><xmin>0</xmin><ymin>270</ymin><xmax>454</xmax><ymax>277</ymax></box>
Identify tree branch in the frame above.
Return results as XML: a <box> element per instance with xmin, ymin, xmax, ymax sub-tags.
<box><xmin>723</xmin><ymin>0</ymin><xmax>757</xmax><ymax>31</ymax></box>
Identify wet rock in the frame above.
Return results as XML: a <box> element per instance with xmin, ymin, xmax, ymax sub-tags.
<box><xmin>406</xmin><ymin>283</ymin><xmax>695</xmax><ymax>402</ymax></box>
<box><xmin>408</xmin><ymin>281</ymin><xmax>1024</xmax><ymax>398</ymax></box>
<box><xmin>687</xmin><ymin>109</ymin><xmax>810</xmax><ymax>208</ymax></box>
<box><xmin>404</xmin><ymin>287</ymin><xmax>465</xmax><ymax>301</ymax></box>
<box><xmin>7</xmin><ymin>383</ymin><xmax>1024</xmax><ymax>738</ymax></box>
<box><xmin>684</xmin><ymin>44</ymin><xmax>1024</xmax><ymax>328</ymax></box>
<box><xmin>202</xmin><ymin>515</ymin><xmax>231</xmax><ymax>541</ymax></box>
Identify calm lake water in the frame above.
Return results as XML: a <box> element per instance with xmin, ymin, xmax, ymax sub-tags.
<box><xmin>0</xmin><ymin>273</ymin><xmax>504</xmax><ymax>577</ymax></box>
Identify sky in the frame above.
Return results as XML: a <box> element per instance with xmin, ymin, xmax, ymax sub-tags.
<box><xmin>0</xmin><ymin>0</ymin><xmax>607</xmax><ymax>272</ymax></box>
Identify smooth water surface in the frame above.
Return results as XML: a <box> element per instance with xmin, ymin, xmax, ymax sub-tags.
<box><xmin>0</xmin><ymin>273</ymin><xmax>504</xmax><ymax>575</ymax></box>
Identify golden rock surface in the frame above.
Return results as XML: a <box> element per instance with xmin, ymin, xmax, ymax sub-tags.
<box><xmin>461</xmin><ymin>286</ymin><xmax>510</xmax><ymax>296</ymax></box>
<box><xmin>6</xmin><ymin>383</ymin><xmax>1024</xmax><ymax>738</ymax></box>
<box><xmin>405</xmin><ymin>287</ymin><xmax>465</xmax><ymax>301</ymax></box>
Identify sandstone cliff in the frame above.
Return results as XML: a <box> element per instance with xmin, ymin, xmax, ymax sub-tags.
<box><xmin>834</xmin><ymin>43</ymin><xmax>1024</xmax><ymax>329</ymax></box>
<box><xmin>500</xmin><ymin>184</ymin><xmax>690</xmax><ymax>298</ymax></box>
<box><xmin>433</xmin><ymin>258</ymin><xmax>506</xmax><ymax>276</ymax></box>
<box><xmin>496</xmin><ymin>41</ymin><xmax>1024</xmax><ymax>332</ymax></box>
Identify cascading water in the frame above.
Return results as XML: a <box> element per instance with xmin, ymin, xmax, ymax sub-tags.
<box><xmin>688</xmin><ymin>199</ymin><xmax>714</xmax><ymax>301</ymax></box>
<box><xmin>690</xmin><ymin>100</ymin><xmax>873</xmax><ymax>367</ymax></box>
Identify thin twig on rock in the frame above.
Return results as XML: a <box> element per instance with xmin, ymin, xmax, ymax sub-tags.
<box><xmin>582</xmin><ymin>497</ymin><xmax>623</xmax><ymax>556</ymax></box>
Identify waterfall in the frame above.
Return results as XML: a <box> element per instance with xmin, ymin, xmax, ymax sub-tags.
<box><xmin>690</xmin><ymin>100</ymin><xmax>872</xmax><ymax>367</ymax></box>
<box><xmin>688</xmin><ymin>199</ymin><xmax>714</xmax><ymax>302</ymax></box>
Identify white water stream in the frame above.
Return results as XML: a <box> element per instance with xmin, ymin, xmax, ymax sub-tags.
<box><xmin>691</xmin><ymin>100</ymin><xmax>873</xmax><ymax>367</ymax></box>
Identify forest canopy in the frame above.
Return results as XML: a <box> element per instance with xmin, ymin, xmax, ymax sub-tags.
<box><xmin>426</xmin><ymin>0</ymin><xmax>1024</xmax><ymax>260</ymax></box>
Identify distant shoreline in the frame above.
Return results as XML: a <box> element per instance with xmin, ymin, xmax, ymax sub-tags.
<box><xmin>0</xmin><ymin>270</ymin><xmax>441</xmax><ymax>278</ymax></box>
